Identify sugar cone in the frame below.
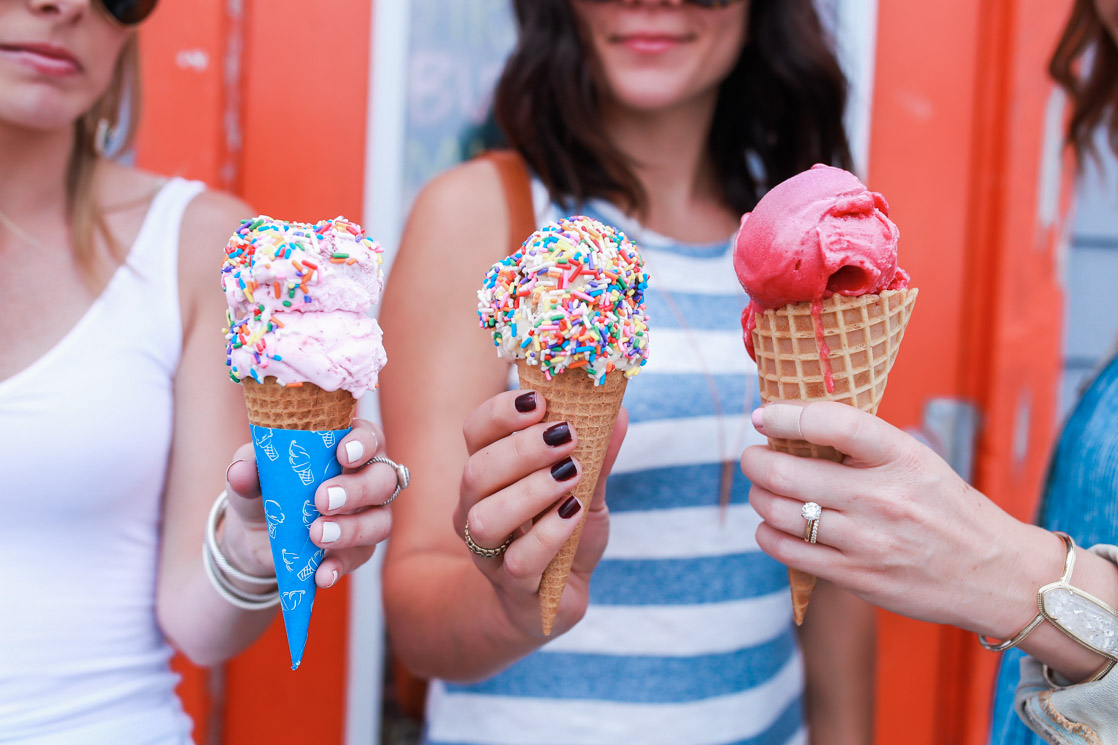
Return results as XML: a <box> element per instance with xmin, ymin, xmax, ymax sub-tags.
<box><xmin>517</xmin><ymin>360</ymin><xmax>627</xmax><ymax>635</ymax></box>
<box><xmin>241</xmin><ymin>377</ymin><xmax>357</xmax><ymax>669</ymax></box>
<box><xmin>242</xmin><ymin>377</ymin><xmax>357</xmax><ymax>430</ymax></box>
<box><xmin>751</xmin><ymin>289</ymin><xmax>917</xmax><ymax>624</ymax></box>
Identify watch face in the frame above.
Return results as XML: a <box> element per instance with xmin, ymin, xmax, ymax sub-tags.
<box><xmin>1040</xmin><ymin>584</ymin><xmax>1118</xmax><ymax>660</ymax></box>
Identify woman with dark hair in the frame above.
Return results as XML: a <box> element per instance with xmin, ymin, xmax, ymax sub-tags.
<box><xmin>0</xmin><ymin>1</ymin><xmax>396</xmax><ymax>742</ymax></box>
<box><xmin>739</xmin><ymin>1</ymin><xmax>1118</xmax><ymax>742</ymax></box>
<box><xmin>381</xmin><ymin>1</ymin><xmax>873</xmax><ymax>743</ymax></box>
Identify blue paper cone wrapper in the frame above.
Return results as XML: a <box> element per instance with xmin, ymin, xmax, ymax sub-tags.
<box><xmin>251</xmin><ymin>424</ymin><xmax>352</xmax><ymax>670</ymax></box>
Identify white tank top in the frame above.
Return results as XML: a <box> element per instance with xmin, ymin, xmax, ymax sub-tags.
<box><xmin>0</xmin><ymin>178</ymin><xmax>204</xmax><ymax>744</ymax></box>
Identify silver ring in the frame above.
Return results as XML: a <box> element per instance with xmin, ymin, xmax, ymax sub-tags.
<box><xmin>364</xmin><ymin>456</ymin><xmax>410</xmax><ymax>506</ymax></box>
<box><xmin>801</xmin><ymin>502</ymin><xmax>821</xmax><ymax>544</ymax></box>
<box><xmin>464</xmin><ymin>520</ymin><xmax>512</xmax><ymax>559</ymax></box>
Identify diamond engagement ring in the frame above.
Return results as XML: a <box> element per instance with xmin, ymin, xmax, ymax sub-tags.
<box><xmin>802</xmin><ymin>502</ymin><xmax>821</xmax><ymax>544</ymax></box>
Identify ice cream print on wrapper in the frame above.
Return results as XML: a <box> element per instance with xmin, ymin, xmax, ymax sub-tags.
<box><xmin>222</xmin><ymin>215</ymin><xmax>388</xmax><ymax>669</ymax></box>
<box><xmin>733</xmin><ymin>165</ymin><xmax>918</xmax><ymax>625</ymax></box>
<box><xmin>478</xmin><ymin>215</ymin><xmax>651</xmax><ymax>634</ymax></box>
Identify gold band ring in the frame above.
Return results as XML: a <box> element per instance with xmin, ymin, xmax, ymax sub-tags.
<box><xmin>464</xmin><ymin>520</ymin><xmax>512</xmax><ymax>559</ymax></box>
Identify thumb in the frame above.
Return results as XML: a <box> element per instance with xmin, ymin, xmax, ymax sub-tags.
<box><xmin>588</xmin><ymin>406</ymin><xmax>628</xmax><ymax>512</ymax></box>
<box><xmin>224</xmin><ymin>442</ymin><xmax>266</xmax><ymax>527</ymax></box>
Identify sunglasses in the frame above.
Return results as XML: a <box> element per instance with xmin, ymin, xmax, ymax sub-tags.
<box><xmin>96</xmin><ymin>0</ymin><xmax>158</xmax><ymax>26</ymax></box>
<box><xmin>578</xmin><ymin>0</ymin><xmax>746</xmax><ymax>7</ymax></box>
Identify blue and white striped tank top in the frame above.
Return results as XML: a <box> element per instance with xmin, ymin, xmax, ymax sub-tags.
<box><xmin>423</xmin><ymin>191</ymin><xmax>806</xmax><ymax>745</ymax></box>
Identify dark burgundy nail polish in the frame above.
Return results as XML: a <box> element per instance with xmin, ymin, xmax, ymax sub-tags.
<box><xmin>558</xmin><ymin>496</ymin><xmax>582</xmax><ymax>519</ymax></box>
<box><xmin>551</xmin><ymin>457</ymin><xmax>577</xmax><ymax>482</ymax></box>
<box><xmin>543</xmin><ymin>422</ymin><xmax>572</xmax><ymax>446</ymax></box>
<box><xmin>515</xmin><ymin>392</ymin><xmax>537</xmax><ymax>413</ymax></box>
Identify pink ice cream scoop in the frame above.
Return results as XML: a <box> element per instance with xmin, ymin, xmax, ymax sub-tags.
<box><xmin>734</xmin><ymin>164</ymin><xmax>909</xmax><ymax>359</ymax></box>
<box><xmin>222</xmin><ymin>215</ymin><xmax>386</xmax><ymax>396</ymax></box>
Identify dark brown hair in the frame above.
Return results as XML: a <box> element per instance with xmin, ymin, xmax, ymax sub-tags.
<box><xmin>493</xmin><ymin>0</ymin><xmax>853</xmax><ymax>216</ymax></box>
<box><xmin>1050</xmin><ymin>0</ymin><xmax>1118</xmax><ymax>164</ymax></box>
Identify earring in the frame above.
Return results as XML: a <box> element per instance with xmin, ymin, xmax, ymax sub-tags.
<box><xmin>94</xmin><ymin>118</ymin><xmax>115</xmax><ymax>156</ymax></box>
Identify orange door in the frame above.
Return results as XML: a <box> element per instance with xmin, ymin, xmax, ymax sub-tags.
<box><xmin>870</xmin><ymin>0</ymin><xmax>1073</xmax><ymax>742</ymax></box>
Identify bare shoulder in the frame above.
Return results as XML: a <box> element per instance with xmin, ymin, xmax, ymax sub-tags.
<box><xmin>176</xmin><ymin>188</ymin><xmax>254</xmax><ymax>322</ymax></box>
<box><xmin>414</xmin><ymin>157</ymin><xmax>506</xmax><ymax>219</ymax></box>
<box><xmin>181</xmin><ymin>188</ymin><xmax>253</xmax><ymax>244</ymax></box>
<box><xmin>401</xmin><ymin>158</ymin><xmax>511</xmax><ymax>263</ymax></box>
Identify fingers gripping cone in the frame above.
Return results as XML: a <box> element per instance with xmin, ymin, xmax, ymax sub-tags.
<box><xmin>477</xmin><ymin>215</ymin><xmax>651</xmax><ymax>635</ymax></box>
<box><xmin>243</xmin><ymin>377</ymin><xmax>357</xmax><ymax>668</ymax></box>
<box><xmin>751</xmin><ymin>289</ymin><xmax>917</xmax><ymax>624</ymax></box>
<box><xmin>519</xmin><ymin>361</ymin><xmax>627</xmax><ymax>636</ymax></box>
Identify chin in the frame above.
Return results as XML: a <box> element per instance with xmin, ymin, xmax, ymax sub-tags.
<box><xmin>603</xmin><ymin>72</ymin><xmax>708</xmax><ymax>114</ymax></box>
<box><xmin>0</xmin><ymin>96</ymin><xmax>88</xmax><ymax>134</ymax></box>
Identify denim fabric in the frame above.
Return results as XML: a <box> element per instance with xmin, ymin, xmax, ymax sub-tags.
<box><xmin>989</xmin><ymin>354</ymin><xmax>1118</xmax><ymax>744</ymax></box>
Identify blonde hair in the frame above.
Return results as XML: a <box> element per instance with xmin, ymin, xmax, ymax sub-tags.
<box><xmin>68</xmin><ymin>34</ymin><xmax>142</xmax><ymax>284</ymax></box>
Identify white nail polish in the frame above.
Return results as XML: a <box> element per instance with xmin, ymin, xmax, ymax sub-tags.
<box><xmin>327</xmin><ymin>486</ymin><xmax>347</xmax><ymax>511</ymax></box>
<box><xmin>329</xmin><ymin>570</ymin><xmax>339</xmax><ymax>588</ymax></box>
<box><xmin>321</xmin><ymin>522</ymin><xmax>341</xmax><ymax>543</ymax></box>
<box><xmin>344</xmin><ymin>440</ymin><xmax>364</xmax><ymax>465</ymax></box>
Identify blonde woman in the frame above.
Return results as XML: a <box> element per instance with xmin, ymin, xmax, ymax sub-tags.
<box><xmin>0</xmin><ymin>1</ymin><xmax>396</xmax><ymax>742</ymax></box>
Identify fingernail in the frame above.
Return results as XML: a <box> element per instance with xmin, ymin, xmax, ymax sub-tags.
<box><xmin>515</xmin><ymin>391</ymin><xmax>537</xmax><ymax>412</ymax></box>
<box><xmin>543</xmin><ymin>422</ymin><xmax>572</xmax><ymax>446</ymax></box>
<box><xmin>320</xmin><ymin>522</ymin><xmax>341</xmax><ymax>543</ymax></box>
<box><xmin>225</xmin><ymin>459</ymin><xmax>247</xmax><ymax>482</ymax></box>
<box><xmin>558</xmin><ymin>496</ymin><xmax>581</xmax><ymax>519</ymax></box>
<box><xmin>550</xmin><ymin>457</ymin><xmax>577</xmax><ymax>482</ymax></box>
<box><xmin>327</xmin><ymin>486</ymin><xmax>347</xmax><ymax>511</ymax></box>
<box><xmin>751</xmin><ymin>407</ymin><xmax>765</xmax><ymax>432</ymax></box>
<box><xmin>344</xmin><ymin>440</ymin><xmax>364</xmax><ymax>465</ymax></box>
<box><xmin>328</xmin><ymin>570</ymin><xmax>339</xmax><ymax>588</ymax></box>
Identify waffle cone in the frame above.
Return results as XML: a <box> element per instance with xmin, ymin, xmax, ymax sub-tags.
<box><xmin>517</xmin><ymin>360</ymin><xmax>627</xmax><ymax>635</ymax></box>
<box><xmin>242</xmin><ymin>377</ymin><xmax>357</xmax><ymax>431</ymax></box>
<box><xmin>751</xmin><ymin>288</ymin><xmax>917</xmax><ymax>624</ymax></box>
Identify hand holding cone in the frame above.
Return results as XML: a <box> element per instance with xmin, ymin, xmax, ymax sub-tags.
<box><xmin>733</xmin><ymin>165</ymin><xmax>917</xmax><ymax>625</ymax></box>
<box><xmin>478</xmin><ymin>216</ymin><xmax>650</xmax><ymax>634</ymax></box>
<box><xmin>517</xmin><ymin>361</ymin><xmax>627</xmax><ymax>634</ymax></box>
<box><xmin>222</xmin><ymin>216</ymin><xmax>387</xmax><ymax>667</ymax></box>
<box><xmin>751</xmin><ymin>290</ymin><xmax>917</xmax><ymax>624</ymax></box>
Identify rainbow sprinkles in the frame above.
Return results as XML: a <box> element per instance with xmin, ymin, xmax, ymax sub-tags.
<box><xmin>222</xmin><ymin>215</ymin><xmax>384</xmax><ymax>388</ymax></box>
<box><xmin>478</xmin><ymin>215</ymin><xmax>651</xmax><ymax>384</ymax></box>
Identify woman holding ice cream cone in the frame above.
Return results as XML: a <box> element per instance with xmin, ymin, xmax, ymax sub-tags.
<box><xmin>381</xmin><ymin>1</ymin><xmax>875</xmax><ymax>743</ymax></box>
<box><xmin>0</xmin><ymin>1</ymin><xmax>397</xmax><ymax>741</ymax></box>
<box><xmin>741</xmin><ymin>3</ymin><xmax>1118</xmax><ymax>740</ymax></box>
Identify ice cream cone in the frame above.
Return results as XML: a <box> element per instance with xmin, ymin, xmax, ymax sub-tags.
<box><xmin>242</xmin><ymin>377</ymin><xmax>357</xmax><ymax>431</ymax></box>
<box><xmin>224</xmin><ymin>216</ymin><xmax>385</xmax><ymax>669</ymax></box>
<box><xmin>751</xmin><ymin>288</ymin><xmax>917</xmax><ymax>624</ymax></box>
<box><xmin>518</xmin><ymin>360</ymin><xmax>627</xmax><ymax>636</ymax></box>
<box><xmin>242</xmin><ymin>377</ymin><xmax>357</xmax><ymax>668</ymax></box>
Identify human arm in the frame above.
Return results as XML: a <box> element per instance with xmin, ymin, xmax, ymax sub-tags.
<box><xmin>379</xmin><ymin>161</ymin><xmax>625</xmax><ymax>681</ymax></box>
<box><xmin>741</xmin><ymin>401</ymin><xmax>1118</xmax><ymax>683</ymax></box>
<box><xmin>798</xmin><ymin>579</ymin><xmax>876</xmax><ymax>745</ymax></box>
<box><xmin>155</xmin><ymin>190</ymin><xmax>395</xmax><ymax>666</ymax></box>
